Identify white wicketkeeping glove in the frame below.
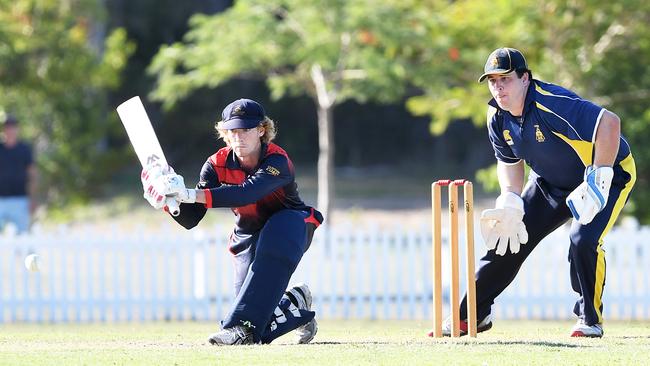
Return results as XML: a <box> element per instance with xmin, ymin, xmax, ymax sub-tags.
<box><xmin>157</xmin><ymin>173</ymin><xmax>197</xmax><ymax>204</ymax></box>
<box><xmin>141</xmin><ymin>163</ymin><xmax>174</xmax><ymax>210</ymax></box>
<box><xmin>480</xmin><ymin>192</ymin><xmax>529</xmax><ymax>256</ymax></box>
<box><xmin>566</xmin><ymin>165</ymin><xmax>613</xmax><ymax>225</ymax></box>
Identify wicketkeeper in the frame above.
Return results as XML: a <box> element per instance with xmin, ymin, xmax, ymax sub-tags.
<box><xmin>440</xmin><ymin>47</ymin><xmax>636</xmax><ymax>338</ymax></box>
<box><xmin>141</xmin><ymin>98</ymin><xmax>323</xmax><ymax>345</ymax></box>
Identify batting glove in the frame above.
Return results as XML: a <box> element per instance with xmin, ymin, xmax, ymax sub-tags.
<box><xmin>141</xmin><ymin>163</ymin><xmax>174</xmax><ymax>210</ymax></box>
<box><xmin>158</xmin><ymin>173</ymin><xmax>197</xmax><ymax>204</ymax></box>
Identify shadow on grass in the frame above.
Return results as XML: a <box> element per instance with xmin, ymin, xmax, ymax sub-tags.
<box><xmin>615</xmin><ymin>335</ymin><xmax>650</xmax><ymax>340</ymax></box>
<box><xmin>468</xmin><ymin>340</ymin><xmax>587</xmax><ymax>348</ymax></box>
<box><xmin>310</xmin><ymin>341</ymin><xmax>391</xmax><ymax>345</ymax></box>
<box><xmin>308</xmin><ymin>340</ymin><xmax>588</xmax><ymax>348</ymax></box>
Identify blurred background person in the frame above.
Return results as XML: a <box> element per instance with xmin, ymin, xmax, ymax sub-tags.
<box><xmin>0</xmin><ymin>114</ymin><xmax>37</xmax><ymax>235</ymax></box>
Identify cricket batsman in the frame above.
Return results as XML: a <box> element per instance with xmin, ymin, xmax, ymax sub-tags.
<box><xmin>439</xmin><ymin>47</ymin><xmax>636</xmax><ymax>338</ymax></box>
<box><xmin>141</xmin><ymin>98</ymin><xmax>323</xmax><ymax>345</ymax></box>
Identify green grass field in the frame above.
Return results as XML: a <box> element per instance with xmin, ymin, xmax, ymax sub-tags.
<box><xmin>1</xmin><ymin>320</ymin><xmax>648</xmax><ymax>365</ymax></box>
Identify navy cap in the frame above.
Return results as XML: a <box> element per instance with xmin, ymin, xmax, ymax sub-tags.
<box><xmin>2</xmin><ymin>114</ymin><xmax>18</xmax><ymax>127</ymax></box>
<box><xmin>478</xmin><ymin>47</ymin><xmax>528</xmax><ymax>82</ymax></box>
<box><xmin>220</xmin><ymin>98</ymin><xmax>265</xmax><ymax>129</ymax></box>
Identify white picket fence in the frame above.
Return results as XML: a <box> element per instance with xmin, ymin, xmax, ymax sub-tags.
<box><xmin>1</xmin><ymin>222</ymin><xmax>649</xmax><ymax>323</ymax></box>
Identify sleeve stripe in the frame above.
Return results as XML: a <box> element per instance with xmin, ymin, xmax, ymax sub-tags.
<box><xmin>203</xmin><ymin>189</ymin><xmax>212</xmax><ymax>208</ymax></box>
<box><xmin>592</xmin><ymin>109</ymin><xmax>605</xmax><ymax>143</ymax></box>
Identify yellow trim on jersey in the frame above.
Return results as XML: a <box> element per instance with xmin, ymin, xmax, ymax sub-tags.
<box><xmin>535</xmin><ymin>83</ymin><xmax>578</xmax><ymax>99</ymax></box>
<box><xmin>535</xmin><ymin>83</ymin><xmax>554</xmax><ymax>96</ymax></box>
<box><xmin>551</xmin><ymin>131</ymin><xmax>593</xmax><ymax>167</ymax></box>
<box><xmin>593</xmin><ymin>154</ymin><xmax>636</xmax><ymax>323</ymax></box>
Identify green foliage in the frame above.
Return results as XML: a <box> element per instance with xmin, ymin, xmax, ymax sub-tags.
<box><xmin>476</xmin><ymin>163</ymin><xmax>532</xmax><ymax>195</ymax></box>
<box><xmin>149</xmin><ymin>0</ymin><xmax>438</xmax><ymax>108</ymax></box>
<box><xmin>0</xmin><ymin>0</ymin><xmax>134</xmax><ymax>207</ymax></box>
<box><xmin>475</xmin><ymin>163</ymin><xmax>500</xmax><ymax>194</ymax></box>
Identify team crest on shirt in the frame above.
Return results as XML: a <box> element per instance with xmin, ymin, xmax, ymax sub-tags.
<box><xmin>503</xmin><ymin>130</ymin><xmax>514</xmax><ymax>145</ymax></box>
<box><xmin>534</xmin><ymin>124</ymin><xmax>545</xmax><ymax>142</ymax></box>
<box><xmin>265</xmin><ymin>165</ymin><xmax>280</xmax><ymax>176</ymax></box>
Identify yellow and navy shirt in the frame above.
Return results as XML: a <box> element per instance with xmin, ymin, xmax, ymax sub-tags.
<box><xmin>487</xmin><ymin>79</ymin><xmax>632</xmax><ymax>191</ymax></box>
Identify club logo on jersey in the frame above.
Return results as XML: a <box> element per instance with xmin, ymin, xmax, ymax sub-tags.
<box><xmin>265</xmin><ymin>166</ymin><xmax>280</xmax><ymax>176</ymax></box>
<box><xmin>534</xmin><ymin>124</ymin><xmax>545</xmax><ymax>142</ymax></box>
<box><xmin>503</xmin><ymin>130</ymin><xmax>514</xmax><ymax>145</ymax></box>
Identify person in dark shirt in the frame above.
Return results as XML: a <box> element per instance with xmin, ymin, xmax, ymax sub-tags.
<box><xmin>0</xmin><ymin>115</ymin><xmax>36</xmax><ymax>234</ymax></box>
<box><xmin>433</xmin><ymin>48</ymin><xmax>635</xmax><ymax>338</ymax></box>
<box><xmin>141</xmin><ymin>98</ymin><xmax>323</xmax><ymax>345</ymax></box>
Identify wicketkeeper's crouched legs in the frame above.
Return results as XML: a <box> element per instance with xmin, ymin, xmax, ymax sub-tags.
<box><xmin>221</xmin><ymin>209</ymin><xmax>313</xmax><ymax>343</ymax></box>
<box><xmin>459</xmin><ymin>178</ymin><xmax>571</xmax><ymax>320</ymax></box>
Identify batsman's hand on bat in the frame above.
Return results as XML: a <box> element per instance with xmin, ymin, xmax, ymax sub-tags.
<box><xmin>141</xmin><ymin>163</ymin><xmax>174</xmax><ymax>210</ymax></box>
<box><xmin>566</xmin><ymin>165</ymin><xmax>613</xmax><ymax>225</ymax></box>
<box><xmin>158</xmin><ymin>173</ymin><xmax>197</xmax><ymax>204</ymax></box>
<box><xmin>480</xmin><ymin>192</ymin><xmax>528</xmax><ymax>256</ymax></box>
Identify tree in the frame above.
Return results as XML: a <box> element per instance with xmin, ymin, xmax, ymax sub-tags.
<box><xmin>148</xmin><ymin>0</ymin><xmax>441</xmax><ymax>222</ymax></box>
<box><xmin>0</xmin><ymin>0</ymin><xmax>133</xmax><ymax>208</ymax></box>
<box><xmin>407</xmin><ymin>0</ymin><xmax>650</xmax><ymax>223</ymax></box>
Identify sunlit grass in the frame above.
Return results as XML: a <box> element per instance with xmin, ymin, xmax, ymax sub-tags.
<box><xmin>0</xmin><ymin>320</ymin><xmax>647</xmax><ymax>365</ymax></box>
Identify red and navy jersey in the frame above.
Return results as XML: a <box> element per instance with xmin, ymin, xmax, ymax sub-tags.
<box><xmin>487</xmin><ymin>79</ymin><xmax>634</xmax><ymax>190</ymax></box>
<box><xmin>172</xmin><ymin>143</ymin><xmax>322</xmax><ymax>254</ymax></box>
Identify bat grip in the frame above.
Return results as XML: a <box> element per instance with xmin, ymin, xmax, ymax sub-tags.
<box><xmin>166</xmin><ymin>197</ymin><xmax>180</xmax><ymax>217</ymax></box>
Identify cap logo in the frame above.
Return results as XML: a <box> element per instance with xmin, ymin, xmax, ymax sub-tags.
<box><xmin>491</xmin><ymin>57</ymin><xmax>499</xmax><ymax>67</ymax></box>
<box><xmin>232</xmin><ymin>105</ymin><xmax>244</xmax><ymax>116</ymax></box>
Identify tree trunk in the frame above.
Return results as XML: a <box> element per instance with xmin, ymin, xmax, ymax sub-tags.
<box><xmin>316</xmin><ymin>104</ymin><xmax>334</xmax><ymax>223</ymax></box>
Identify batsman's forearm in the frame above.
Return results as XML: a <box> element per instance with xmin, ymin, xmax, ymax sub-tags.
<box><xmin>194</xmin><ymin>189</ymin><xmax>207</xmax><ymax>204</ymax></box>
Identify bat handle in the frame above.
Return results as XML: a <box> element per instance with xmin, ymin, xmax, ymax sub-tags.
<box><xmin>166</xmin><ymin>197</ymin><xmax>180</xmax><ymax>217</ymax></box>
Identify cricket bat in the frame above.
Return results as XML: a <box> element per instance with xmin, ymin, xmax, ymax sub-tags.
<box><xmin>116</xmin><ymin>96</ymin><xmax>180</xmax><ymax>216</ymax></box>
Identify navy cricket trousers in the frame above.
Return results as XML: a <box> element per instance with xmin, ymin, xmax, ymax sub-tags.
<box><xmin>460</xmin><ymin>162</ymin><xmax>635</xmax><ymax>326</ymax></box>
<box><xmin>221</xmin><ymin>208</ymin><xmax>320</xmax><ymax>342</ymax></box>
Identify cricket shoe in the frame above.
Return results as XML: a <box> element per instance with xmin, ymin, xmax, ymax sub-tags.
<box><xmin>286</xmin><ymin>283</ymin><xmax>318</xmax><ymax>344</ymax></box>
<box><xmin>207</xmin><ymin>325</ymin><xmax>254</xmax><ymax>346</ymax></box>
<box><xmin>570</xmin><ymin>318</ymin><xmax>604</xmax><ymax>338</ymax></box>
<box><xmin>428</xmin><ymin>314</ymin><xmax>493</xmax><ymax>337</ymax></box>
